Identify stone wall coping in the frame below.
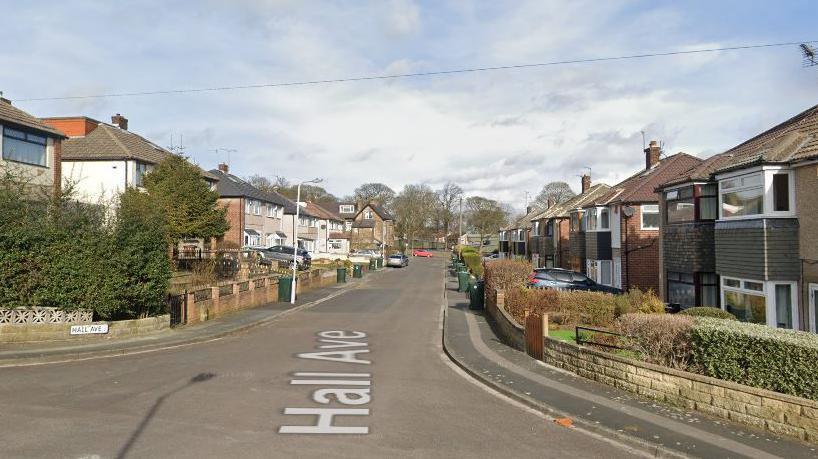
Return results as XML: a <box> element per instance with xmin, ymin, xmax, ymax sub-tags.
<box><xmin>545</xmin><ymin>336</ymin><xmax>818</xmax><ymax>410</ymax></box>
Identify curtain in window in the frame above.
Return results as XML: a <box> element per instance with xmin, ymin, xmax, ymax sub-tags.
<box><xmin>775</xmin><ymin>284</ymin><xmax>793</xmax><ymax>329</ymax></box>
<box><xmin>2</xmin><ymin>136</ymin><xmax>47</xmax><ymax>166</ymax></box>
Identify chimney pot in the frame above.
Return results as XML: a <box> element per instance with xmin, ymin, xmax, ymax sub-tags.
<box><xmin>581</xmin><ymin>174</ymin><xmax>591</xmax><ymax>193</ymax></box>
<box><xmin>111</xmin><ymin>113</ymin><xmax>128</xmax><ymax>130</ymax></box>
<box><xmin>645</xmin><ymin>139</ymin><xmax>661</xmax><ymax>170</ymax></box>
<box><xmin>217</xmin><ymin>163</ymin><xmax>229</xmax><ymax>173</ymax></box>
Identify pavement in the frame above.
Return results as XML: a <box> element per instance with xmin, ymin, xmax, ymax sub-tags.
<box><xmin>442</xmin><ymin>268</ymin><xmax>818</xmax><ymax>458</ymax></box>
<box><xmin>0</xmin><ymin>256</ymin><xmax>641</xmax><ymax>458</ymax></box>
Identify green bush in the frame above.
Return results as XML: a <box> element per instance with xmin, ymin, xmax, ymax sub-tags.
<box><xmin>617</xmin><ymin>313</ymin><xmax>694</xmax><ymax>369</ymax></box>
<box><xmin>484</xmin><ymin>259</ymin><xmax>531</xmax><ymax>295</ymax></box>
<box><xmin>504</xmin><ymin>287</ymin><xmax>615</xmax><ymax>327</ymax></box>
<box><xmin>613</xmin><ymin>288</ymin><xmax>665</xmax><ymax>316</ymax></box>
<box><xmin>680</xmin><ymin>307</ymin><xmax>737</xmax><ymax>320</ymax></box>
<box><xmin>462</xmin><ymin>252</ymin><xmax>483</xmax><ymax>277</ymax></box>
<box><xmin>689</xmin><ymin>319</ymin><xmax>818</xmax><ymax>400</ymax></box>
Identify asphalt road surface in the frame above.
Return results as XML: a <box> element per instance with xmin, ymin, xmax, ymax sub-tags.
<box><xmin>0</xmin><ymin>257</ymin><xmax>639</xmax><ymax>458</ymax></box>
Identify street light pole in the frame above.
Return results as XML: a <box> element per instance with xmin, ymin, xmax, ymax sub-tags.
<box><xmin>291</xmin><ymin>178</ymin><xmax>322</xmax><ymax>304</ymax></box>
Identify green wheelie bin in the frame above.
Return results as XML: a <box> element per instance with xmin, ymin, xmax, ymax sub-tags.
<box><xmin>336</xmin><ymin>267</ymin><xmax>347</xmax><ymax>283</ymax></box>
<box><xmin>369</xmin><ymin>258</ymin><xmax>377</xmax><ymax>271</ymax></box>
<box><xmin>457</xmin><ymin>271</ymin><xmax>470</xmax><ymax>293</ymax></box>
<box><xmin>353</xmin><ymin>264</ymin><xmax>363</xmax><ymax>278</ymax></box>
<box><xmin>279</xmin><ymin>276</ymin><xmax>294</xmax><ymax>302</ymax></box>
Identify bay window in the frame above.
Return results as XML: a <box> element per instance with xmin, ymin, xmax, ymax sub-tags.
<box><xmin>666</xmin><ymin>187</ymin><xmax>695</xmax><ymax>223</ymax></box>
<box><xmin>721</xmin><ymin>277</ymin><xmax>797</xmax><ymax>328</ymax></box>
<box><xmin>584</xmin><ymin>207</ymin><xmax>610</xmax><ymax>232</ymax></box>
<box><xmin>570</xmin><ymin>211</ymin><xmax>583</xmax><ymax>232</ymax></box>
<box><xmin>2</xmin><ymin>127</ymin><xmax>48</xmax><ymax>167</ymax></box>
<box><xmin>719</xmin><ymin>170</ymin><xmax>794</xmax><ymax>219</ymax></box>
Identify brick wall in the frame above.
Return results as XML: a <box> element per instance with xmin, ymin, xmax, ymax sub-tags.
<box><xmin>543</xmin><ymin>338</ymin><xmax>818</xmax><ymax>444</ymax></box>
<box><xmin>621</xmin><ymin>205</ymin><xmax>661</xmax><ymax>292</ymax></box>
<box><xmin>219</xmin><ymin>197</ymin><xmax>244</xmax><ymax>247</ymax></box>
<box><xmin>484</xmin><ymin>289</ymin><xmax>525</xmax><ymax>351</ymax></box>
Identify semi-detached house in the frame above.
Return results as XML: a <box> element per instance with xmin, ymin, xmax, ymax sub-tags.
<box><xmin>579</xmin><ymin>142</ymin><xmax>702</xmax><ymax>292</ymax></box>
<box><xmin>43</xmin><ymin>114</ymin><xmax>219</xmax><ymax>203</ymax></box>
<box><xmin>659</xmin><ymin>103</ymin><xmax>818</xmax><ymax>331</ymax></box>
<box><xmin>209</xmin><ymin>164</ymin><xmax>289</xmax><ymax>249</ymax></box>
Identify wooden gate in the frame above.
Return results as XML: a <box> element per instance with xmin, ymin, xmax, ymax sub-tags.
<box><xmin>525</xmin><ymin>312</ymin><xmax>544</xmax><ymax>360</ymax></box>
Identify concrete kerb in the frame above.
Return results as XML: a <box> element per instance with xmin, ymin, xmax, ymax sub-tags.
<box><xmin>438</xmin><ymin>271</ymin><xmax>688</xmax><ymax>459</ymax></box>
<box><xmin>0</xmin><ymin>271</ymin><xmax>382</xmax><ymax>368</ymax></box>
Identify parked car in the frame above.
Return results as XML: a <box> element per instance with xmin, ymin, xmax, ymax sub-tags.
<box><xmin>351</xmin><ymin>249</ymin><xmax>381</xmax><ymax>258</ymax></box>
<box><xmin>258</xmin><ymin>245</ymin><xmax>312</xmax><ymax>270</ymax></box>
<box><xmin>482</xmin><ymin>253</ymin><xmax>499</xmax><ymax>261</ymax></box>
<box><xmin>386</xmin><ymin>254</ymin><xmax>409</xmax><ymax>268</ymax></box>
<box><xmin>526</xmin><ymin>268</ymin><xmax>622</xmax><ymax>294</ymax></box>
<box><xmin>412</xmin><ymin>249</ymin><xmax>433</xmax><ymax>258</ymax></box>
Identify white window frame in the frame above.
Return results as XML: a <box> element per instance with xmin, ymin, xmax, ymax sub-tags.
<box><xmin>253</xmin><ymin>200</ymin><xmax>261</xmax><ymax>215</ymax></box>
<box><xmin>245</xmin><ymin>199</ymin><xmax>252</xmax><ymax>214</ymax></box>
<box><xmin>721</xmin><ymin>276</ymin><xmax>798</xmax><ymax>329</ymax></box>
<box><xmin>267</xmin><ymin>204</ymin><xmax>274</xmax><ymax>218</ymax></box>
<box><xmin>810</xmin><ymin>283</ymin><xmax>818</xmax><ymax>333</ymax></box>
<box><xmin>640</xmin><ymin>204</ymin><xmax>660</xmax><ymax>230</ymax></box>
<box><xmin>717</xmin><ymin>167</ymin><xmax>796</xmax><ymax>221</ymax></box>
<box><xmin>340</xmin><ymin>204</ymin><xmax>355</xmax><ymax>214</ymax></box>
<box><xmin>585</xmin><ymin>206</ymin><xmax>611</xmax><ymax>232</ymax></box>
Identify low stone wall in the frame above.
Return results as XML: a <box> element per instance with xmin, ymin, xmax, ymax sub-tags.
<box><xmin>544</xmin><ymin>338</ymin><xmax>818</xmax><ymax>444</ymax></box>
<box><xmin>0</xmin><ymin>315</ymin><xmax>170</xmax><ymax>343</ymax></box>
<box><xmin>186</xmin><ymin>268</ymin><xmax>339</xmax><ymax>325</ymax></box>
<box><xmin>484</xmin><ymin>289</ymin><xmax>525</xmax><ymax>352</ymax></box>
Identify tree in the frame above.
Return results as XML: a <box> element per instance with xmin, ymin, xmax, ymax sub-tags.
<box><xmin>435</xmin><ymin>182</ymin><xmax>463</xmax><ymax>244</ymax></box>
<box><xmin>353</xmin><ymin>183</ymin><xmax>396</xmax><ymax>211</ymax></box>
<box><xmin>466</xmin><ymin>196</ymin><xmax>507</xmax><ymax>252</ymax></box>
<box><xmin>534</xmin><ymin>181</ymin><xmax>575</xmax><ymax>207</ymax></box>
<box><xmin>143</xmin><ymin>155</ymin><xmax>228</xmax><ymax>241</ymax></box>
<box><xmin>393</xmin><ymin>184</ymin><xmax>437</xmax><ymax>250</ymax></box>
<box><xmin>248</xmin><ymin>174</ymin><xmax>338</xmax><ymax>209</ymax></box>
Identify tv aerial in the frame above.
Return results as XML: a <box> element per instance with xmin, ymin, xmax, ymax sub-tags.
<box><xmin>801</xmin><ymin>43</ymin><xmax>817</xmax><ymax>67</ymax></box>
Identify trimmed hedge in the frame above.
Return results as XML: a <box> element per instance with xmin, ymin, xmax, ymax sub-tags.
<box><xmin>689</xmin><ymin>318</ymin><xmax>818</xmax><ymax>400</ymax></box>
<box><xmin>679</xmin><ymin>306</ymin><xmax>737</xmax><ymax>320</ymax></box>
<box><xmin>462</xmin><ymin>252</ymin><xmax>483</xmax><ymax>277</ymax></box>
<box><xmin>617</xmin><ymin>313</ymin><xmax>694</xmax><ymax>369</ymax></box>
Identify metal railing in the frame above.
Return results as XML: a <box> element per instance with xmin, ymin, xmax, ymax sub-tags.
<box><xmin>575</xmin><ymin>326</ymin><xmax>625</xmax><ymax>350</ymax></box>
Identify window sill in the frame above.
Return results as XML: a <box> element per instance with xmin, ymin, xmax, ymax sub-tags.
<box><xmin>1</xmin><ymin>157</ymin><xmax>50</xmax><ymax>169</ymax></box>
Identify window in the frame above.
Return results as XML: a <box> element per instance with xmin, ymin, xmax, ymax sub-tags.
<box><xmin>720</xmin><ymin>172</ymin><xmax>764</xmax><ymax>218</ymax></box>
<box><xmin>544</xmin><ymin>255</ymin><xmax>554</xmax><ymax>268</ymax></box>
<box><xmin>699</xmin><ymin>273</ymin><xmax>718</xmax><ymax>308</ymax></box>
<box><xmin>330</xmin><ymin>240</ymin><xmax>343</xmax><ymax>250</ymax></box>
<box><xmin>667</xmin><ymin>272</ymin><xmax>696</xmax><ymax>307</ymax></box>
<box><xmin>586</xmin><ymin>208</ymin><xmax>597</xmax><ymax>231</ymax></box>
<box><xmin>699</xmin><ymin>184</ymin><xmax>718</xmax><ymax>220</ymax></box>
<box><xmin>533</xmin><ymin>221</ymin><xmax>540</xmax><ymax>236</ymax></box>
<box><xmin>810</xmin><ymin>284</ymin><xmax>818</xmax><ymax>333</ymax></box>
<box><xmin>640</xmin><ymin>205</ymin><xmax>659</xmax><ymax>229</ymax></box>
<box><xmin>345</xmin><ymin>221</ymin><xmax>353</xmax><ymax>231</ymax></box>
<box><xmin>245</xmin><ymin>199</ymin><xmax>252</xmax><ymax>214</ymax></box>
<box><xmin>599</xmin><ymin>208</ymin><xmax>609</xmax><ymax>229</ymax></box>
<box><xmin>340</xmin><ymin>204</ymin><xmax>355</xmax><ymax>214</ymax></box>
<box><xmin>243</xmin><ymin>230</ymin><xmax>260</xmax><ymax>247</ymax></box>
<box><xmin>775</xmin><ymin>284</ymin><xmax>793</xmax><ymax>329</ymax></box>
<box><xmin>666</xmin><ymin>187</ymin><xmax>695</xmax><ymax>223</ymax></box>
<box><xmin>2</xmin><ymin>127</ymin><xmax>48</xmax><ymax>167</ymax></box>
<box><xmin>546</xmin><ymin>221</ymin><xmax>553</xmax><ymax>237</ymax></box>
<box><xmin>267</xmin><ymin>205</ymin><xmax>274</xmax><ymax>218</ymax></box>
<box><xmin>772</xmin><ymin>173</ymin><xmax>789</xmax><ymax>212</ymax></box>
<box><xmin>134</xmin><ymin>162</ymin><xmax>151</xmax><ymax>187</ymax></box>
<box><xmin>364</xmin><ymin>210</ymin><xmax>373</xmax><ymax>219</ymax></box>
<box><xmin>570</xmin><ymin>211</ymin><xmax>583</xmax><ymax>232</ymax></box>
<box><xmin>613</xmin><ymin>257</ymin><xmax>621</xmax><ymax>289</ymax></box>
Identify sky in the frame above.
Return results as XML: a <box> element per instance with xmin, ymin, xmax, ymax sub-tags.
<box><xmin>2</xmin><ymin>0</ymin><xmax>817</xmax><ymax>209</ymax></box>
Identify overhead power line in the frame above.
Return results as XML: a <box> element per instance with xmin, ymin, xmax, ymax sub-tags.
<box><xmin>13</xmin><ymin>40</ymin><xmax>817</xmax><ymax>102</ymax></box>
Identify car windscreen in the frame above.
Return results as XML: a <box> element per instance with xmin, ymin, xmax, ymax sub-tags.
<box><xmin>533</xmin><ymin>272</ymin><xmax>553</xmax><ymax>280</ymax></box>
<box><xmin>552</xmin><ymin>271</ymin><xmax>573</xmax><ymax>282</ymax></box>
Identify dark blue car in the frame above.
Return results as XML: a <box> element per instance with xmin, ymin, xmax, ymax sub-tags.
<box><xmin>526</xmin><ymin>268</ymin><xmax>622</xmax><ymax>294</ymax></box>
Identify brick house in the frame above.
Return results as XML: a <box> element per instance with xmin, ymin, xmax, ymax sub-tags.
<box><xmin>656</xmin><ymin>153</ymin><xmax>732</xmax><ymax>309</ymax></box>
<box><xmin>42</xmin><ymin>114</ymin><xmax>219</xmax><ymax>203</ymax></box>
<box><xmin>531</xmin><ymin>175</ymin><xmax>610</xmax><ymax>270</ymax></box>
<box><xmin>282</xmin><ymin>202</ymin><xmax>321</xmax><ymax>253</ymax></box>
<box><xmin>0</xmin><ymin>96</ymin><xmax>66</xmax><ymax>197</ymax></box>
<box><xmin>701</xmin><ymin>104</ymin><xmax>817</xmax><ymax>330</ymax></box>
<box><xmin>349</xmin><ymin>203</ymin><xmax>395</xmax><ymax>253</ymax></box>
<box><xmin>581</xmin><ymin>142</ymin><xmax>702</xmax><ymax>291</ymax></box>
<box><xmin>302</xmin><ymin>202</ymin><xmax>345</xmax><ymax>255</ymax></box>
<box><xmin>499</xmin><ymin>207</ymin><xmax>540</xmax><ymax>260</ymax></box>
<box><xmin>209</xmin><ymin>164</ymin><xmax>289</xmax><ymax>248</ymax></box>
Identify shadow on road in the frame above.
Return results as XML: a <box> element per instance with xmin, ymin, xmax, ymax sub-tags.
<box><xmin>116</xmin><ymin>372</ymin><xmax>216</xmax><ymax>459</ymax></box>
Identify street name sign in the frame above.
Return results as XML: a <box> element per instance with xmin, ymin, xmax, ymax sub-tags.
<box><xmin>69</xmin><ymin>324</ymin><xmax>109</xmax><ymax>335</ymax></box>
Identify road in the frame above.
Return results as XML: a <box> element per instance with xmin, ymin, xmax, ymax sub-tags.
<box><xmin>0</xmin><ymin>257</ymin><xmax>638</xmax><ymax>458</ymax></box>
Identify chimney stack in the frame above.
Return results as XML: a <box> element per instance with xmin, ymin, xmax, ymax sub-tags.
<box><xmin>111</xmin><ymin>113</ymin><xmax>128</xmax><ymax>130</ymax></box>
<box><xmin>645</xmin><ymin>140</ymin><xmax>661</xmax><ymax>170</ymax></box>
<box><xmin>217</xmin><ymin>163</ymin><xmax>229</xmax><ymax>173</ymax></box>
<box><xmin>581</xmin><ymin>174</ymin><xmax>591</xmax><ymax>193</ymax></box>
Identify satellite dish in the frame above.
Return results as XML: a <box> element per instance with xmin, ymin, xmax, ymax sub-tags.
<box><xmin>622</xmin><ymin>206</ymin><xmax>635</xmax><ymax>218</ymax></box>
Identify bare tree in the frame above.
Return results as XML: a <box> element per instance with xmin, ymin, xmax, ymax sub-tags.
<box><xmin>393</xmin><ymin>184</ymin><xmax>437</xmax><ymax>251</ymax></box>
<box><xmin>353</xmin><ymin>183</ymin><xmax>396</xmax><ymax>211</ymax></box>
<box><xmin>466</xmin><ymin>196</ymin><xmax>507</xmax><ymax>252</ymax></box>
<box><xmin>534</xmin><ymin>181</ymin><xmax>575</xmax><ymax>207</ymax></box>
<box><xmin>435</xmin><ymin>182</ymin><xmax>463</xmax><ymax>244</ymax></box>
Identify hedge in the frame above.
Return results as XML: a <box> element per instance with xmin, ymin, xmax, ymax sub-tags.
<box><xmin>679</xmin><ymin>306</ymin><xmax>737</xmax><ymax>320</ymax></box>
<box><xmin>462</xmin><ymin>252</ymin><xmax>483</xmax><ymax>277</ymax></box>
<box><xmin>689</xmin><ymin>318</ymin><xmax>818</xmax><ymax>400</ymax></box>
<box><xmin>617</xmin><ymin>313</ymin><xmax>694</xmax><ymax>369</ymax></box>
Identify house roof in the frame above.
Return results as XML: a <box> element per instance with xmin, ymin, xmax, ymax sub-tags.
<box><xmin>304</xmin><ymin>202</ymin><xmax>343</xmax><ymax>222</ymax></box>
<box><xmin>531</xmin><ymin>183</ymin><xmax>611</xmax><ymax>221</ymax></box>
<box><xmin>658</xmin><ymin>152</ymin><xmax>733</xmax><ymax>189</ymax></box>
<box><xmin>338</xmin><ymin>202</ymin><xmax>358</xmax><ymax>219</ymax></box>
<box><xmin>710</xmin><ymin>103</ymin><xmax>818</xmax><ymax>175</ymax></box>
<box><xmin>329</xmin><ymin>232</ymin><xmax>350</xmax><ymax>239</ymax></box>
<box><xmin>503</xmin><ymin>206</ymin><xmax>543</xmax><ymax>231</ymax></box>
<box><xmin>0</xmin><ymin>99</ymin><xmax>66</xmax><ymax>138</ymax></box>
<box><xmin>208</xmin><ymin>169</ymin><xmax>291</xmax><ymax>208</ymax></box>
<box><xmin>589</xmin><ymin>153</ymin><xmax>703</xmax><ymax>206</ymax></box>
<box><xmin>355</xmin><ymin>203</ymin><xmax>394</xmax><ymax>221</ymax></box>
<box><xmin>61</xmin><ymin>122</ymin><xmax>176</xmax><ymax>164</ymax></box>
<box><xmin>352</xmin><ymin>219</ymin><xmax>376</xmax><ymax>228</ymax></box>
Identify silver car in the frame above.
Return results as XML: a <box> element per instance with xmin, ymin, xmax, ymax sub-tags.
<box><xmin>386</xmin><ymin>254</ymin><xmax>409</xmax><ymax>268</ymax></box>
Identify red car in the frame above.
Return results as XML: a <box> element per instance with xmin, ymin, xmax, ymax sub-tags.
<box><xmin>412</xmin><ymin>249</ymin><xmax>433</xmax><ymax>258</ymax></box>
